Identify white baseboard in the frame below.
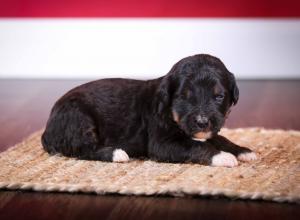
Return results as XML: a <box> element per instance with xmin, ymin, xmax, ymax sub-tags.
<box><xmin>0</xmin><ymin>18</ymin><xmax>299</xmax><ymax>79</ymax></box>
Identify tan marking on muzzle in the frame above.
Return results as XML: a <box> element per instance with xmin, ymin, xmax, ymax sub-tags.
<box><xmin>193</xmin><ymin>131</ymin><xmax>212</xmax><ymax>141</ymax></box>
<box><xmin>172</xmin><ymin>111</ymin><xmax>180</xmax><ymax>123</ymax></box>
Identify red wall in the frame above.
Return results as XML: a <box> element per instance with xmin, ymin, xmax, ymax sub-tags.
<box><xmin>0</xmin><ymin>0</ymin><xmax>300</xmax><ymax>17</ymax></box>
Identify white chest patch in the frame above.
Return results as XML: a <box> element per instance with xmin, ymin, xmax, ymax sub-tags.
<box><xmin>192</xmin><ymin>137</ymin><xmax>207</xmax><ymax>142</ymax></box>
<box><xmin>112</xmin><ymin>149</ymin><xmax>130</xmax><ymax>162</ymax></box>
<box><xmin>211</xmin><ymin>151</ymin><xmax>238</xmax><ymax>167</ymax></box>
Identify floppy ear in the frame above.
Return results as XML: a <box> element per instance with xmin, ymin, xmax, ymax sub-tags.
<box><xmin>156</xmin><ymin>61</ymin><xmax>180</xmax><ymax>115</ymax></box>
<box><xmin>229</xmin><ymin>72</ymin><xmax>239</xmax><ymax>105</ymax></box>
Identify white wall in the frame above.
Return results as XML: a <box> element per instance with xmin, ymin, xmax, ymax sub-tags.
<box><xmin>0</xmin><ymin>18</ymin><xmax>299</xmax><ymax>79</ymax></box>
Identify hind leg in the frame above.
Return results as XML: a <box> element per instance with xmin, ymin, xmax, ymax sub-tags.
<box><xmin>79</xmin><ymin>147</ymin><xmax>130</xmax><ymax>162</ymax></box>
<box><xmin>42</xmin><ymin>102</ymin><xmax>130</xmax><ymax>162</ymax></box>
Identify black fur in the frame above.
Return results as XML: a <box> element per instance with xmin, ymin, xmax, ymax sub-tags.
<box><xmin>42</xmin><ymin>54</ymin><xmax>252</xmax><ymax>165</ymax></box>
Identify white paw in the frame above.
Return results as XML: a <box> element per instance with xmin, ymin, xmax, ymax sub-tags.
<box><xmin>112</xmin><ymin>149</ymin><xmax>130</xmax><ymax>162</ymax></box>
<box><xmin>211</xmin><ymin>151</ymin><xmax>238</xmax><ymax>167</ymax></box>
<box><xmin>237</xmin><ymin>152</ymin><xmax>257</xmax><ymax>162</ymax></box>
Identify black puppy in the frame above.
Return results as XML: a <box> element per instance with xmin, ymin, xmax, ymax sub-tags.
<box><xmin>42</xmin><ymin>54</ymin><xmax>257</xmax><ymax>167</ymax></box>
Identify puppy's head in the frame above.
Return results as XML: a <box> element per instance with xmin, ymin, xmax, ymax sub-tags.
<box><xmin>157</xmin><ymin>54</ymin><xmax>239</xmax><ymax>140</ymax></box>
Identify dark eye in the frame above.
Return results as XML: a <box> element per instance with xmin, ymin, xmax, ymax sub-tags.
<box><xmin>184</xmin><ymin>90</ymin><xmax>191</xmax><ymax>98</ymax></box>
<box><xmin>215</xmin><ymin>94</ymin><xmax>224</xmax><ymax>102</ymax></box>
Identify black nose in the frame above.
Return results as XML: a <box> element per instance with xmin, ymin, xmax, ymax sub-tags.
<box><xmin>196</xmin><ymin>116</ymin><xmax>209</xmax><ymax>129</ymax></box>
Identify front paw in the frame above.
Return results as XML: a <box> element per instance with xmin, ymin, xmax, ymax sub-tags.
<box><xmin>237</xmin><ymin>151</ymin><xmax>257</xmax><ymax>162</ymax></box>
<box><xmin>211</xmin><ymin>151</ymin><xmax>238</xmax><ymax>167</ymax></box>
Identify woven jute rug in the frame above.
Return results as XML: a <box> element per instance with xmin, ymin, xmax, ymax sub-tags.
<box><xmin>0</xmin><ymin>128</ymin><xmax>299</xmax><ymax>203</ymax></box>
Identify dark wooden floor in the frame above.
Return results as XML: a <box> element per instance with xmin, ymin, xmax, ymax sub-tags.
<box><xmin>0</xmin><ymin>79</ymin><xmax>299</xmax><ymax>220</ymax></box>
